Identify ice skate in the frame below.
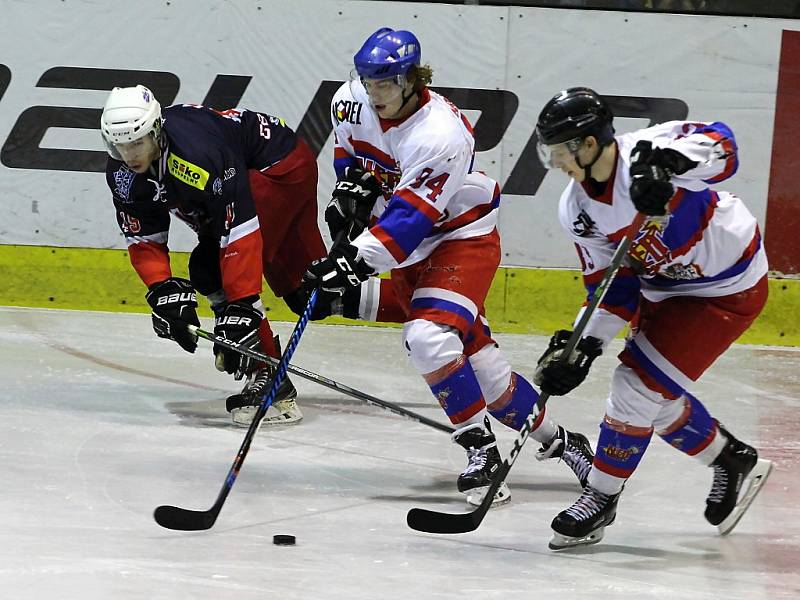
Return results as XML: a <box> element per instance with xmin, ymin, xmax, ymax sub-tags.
<box><xmin>452</xmin><ymin>418</ymin><xmax>511</xmax><ymax>508</ymax></box>
<box><xmin>549</xmin><ymin>485</ymin><xmax>621</xmax><ymax>550</ymax></box>
<box><xmin>536</xmin><ymin>426</ymin><xmax>594</xmax><ymax>488</ymax></box>
<box><xmin>225</xmin><ymin>367</ymin><xmax>302</xmax><ymax>426</ymax></box>
<box><xmin>706</xmin><ymin>422</ymin><xmax>772</xmax><ymax>535</ymax></box>
<box><xmin>225</xmin><ymin>337</ymin><xmax>302</xmax><ymax>426</ymax></box>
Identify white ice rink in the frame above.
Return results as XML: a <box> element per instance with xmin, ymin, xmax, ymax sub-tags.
<box><xmin>1</xmin><ymin>306</ymin><xmax>798</xmax><ymax>600</ymax></box>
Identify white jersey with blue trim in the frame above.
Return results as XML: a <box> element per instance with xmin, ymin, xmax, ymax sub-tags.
<box><xmin>330</xmin><ymin>80</ymin><xmax>499</xmax><ymax>273</ymax></box>
<box><xmin>557</xmin><ymin>120</ymin><xmax>768</xmax><ymax>343</ymax></box>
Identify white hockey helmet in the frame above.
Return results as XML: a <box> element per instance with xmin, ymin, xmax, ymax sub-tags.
<box><xmin>100</xmin><ymin>85</ymin><xmax>162</xmax><ymax>160</ymax></box>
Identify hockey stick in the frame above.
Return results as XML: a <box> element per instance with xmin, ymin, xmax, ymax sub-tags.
<box><xmin>189</xmin><ymin>325</ymin><xmax>455</xmax><ymax>434</ymax></box>
<box><xmin>407</xmin><ymin>213</ymin><xmax>647</xmax><ymax>534</ymax></box>
<box><xmin>153</xmin><ymin>288</ymin><xmax>320</xmax><ymax>531</ymax></box>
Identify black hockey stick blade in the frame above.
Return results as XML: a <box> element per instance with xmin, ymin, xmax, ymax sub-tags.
<box><xmin>407</xmin><ymin>504</ymin><xmax>486</xmax><ymax>535</ymax></box>
<box><xmin>154</xmin><ymin>504</ymin><xmax>220</xmax><ymax>531</ymax></box>
<box><xmin>407</xmin><ymin>461</ymin><xmax>511</xmax><ymax>534</ymax></box>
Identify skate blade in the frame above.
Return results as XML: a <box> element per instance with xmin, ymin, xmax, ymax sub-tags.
<box><xmin>549</xmin><ymin>526</ymin><xmax>606</xmax><ymax>550</ymax></box>
<box><xmin>261</xmin><ymin>400</ymin><xmax>303</xmax><ymax>426</ymax></box>
<box><xmin>465</xmin><ymin>483</ymin><xmax>511</xmax><ymax>508</ymax></box>
<box><xmin>231</xmin><ymin>406</ymin><xmax>258</xmax><ymax>427</ymax></box>
<box><xmin>717</xmin><ymin>458</ymin><xmax>773</xmax><ymax>536</ymax></box>
<box><xmin>230</xmin><ymin>401</ymin><xmax>304</xmax><ymax>427</ymax></box>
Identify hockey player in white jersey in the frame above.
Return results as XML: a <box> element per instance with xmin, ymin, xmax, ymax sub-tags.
<box><xmin>533</xmin><ymin>87</ymin><xmax>773</xmax><ymax>549</ymax></box>
<box><xmin>302</xmin><ymin>28</ymin><xmax>594</xmax><ymax>507</ymax></box>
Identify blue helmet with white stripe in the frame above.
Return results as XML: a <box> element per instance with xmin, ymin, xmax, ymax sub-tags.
<box><xmin>353</xmin><ymin>28</ymin><xmax>421</xmax><ymax>80</ymax></box>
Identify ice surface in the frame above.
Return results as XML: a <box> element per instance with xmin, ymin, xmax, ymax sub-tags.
<box><xmin>0</xmin><ymin>307</ymin><xmax>797</xmax><ymax>600</ymax></box>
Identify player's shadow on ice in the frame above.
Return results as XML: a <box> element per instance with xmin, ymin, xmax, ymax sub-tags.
<box><xmin>164</xmin><ymin>398</ymin><xmax>232</xmax><ymax>429</ymax></box>
<box><xmin>372</xmin><ymin>476</ymin><xmax>581</xmax><ymax>505</ymax></box>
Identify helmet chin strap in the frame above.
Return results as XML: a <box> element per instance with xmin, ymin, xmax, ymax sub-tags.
<box><xmin>394</xmin><ymin>86</ymin><xmax>418</xmax><ymax>115</ymax></box>
<box><xmin>576</xmin><ymin>143</ymin><xmax>603</xmax><ymax>181</ymax></box>
<box><xmin>152</xmin><ymin>132</ymin><xmax>168</xmax><ymax>178</ymax></box>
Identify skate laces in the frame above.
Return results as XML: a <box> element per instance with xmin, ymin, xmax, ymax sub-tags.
<box><xmin>463</xmin><ymin>446</ymin><xmax>490</xmax><ymax>474</ymax></box>
<box><xmin>563</xmin><ymin>436</ymin><xmax>593</xmax><ymax>483</ymax></box>
<box><xmin>565</xmin><ymin>487</ymin><xmax>611</xmax><ymax>521</ymax></box>
<box><xmin>708</xmin><ymin>463</ymin><xmax>729</xmax><ymax>504</ymax></box>
<box><xmin>245</xmin><ymin>367</ymin><xmax>273</xmax><ymax>398</ymax></box>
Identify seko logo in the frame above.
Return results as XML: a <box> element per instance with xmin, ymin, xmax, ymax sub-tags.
<box><xmin>168</xmin><ymin>153</ymin><xmax>209</xmax><ymax>190</ymax></box>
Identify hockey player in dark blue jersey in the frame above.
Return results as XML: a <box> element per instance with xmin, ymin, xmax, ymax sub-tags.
<box><xmin>101</xmin><ymin>85</ymin><xmax>327</xmax><ymax>426</ymax></box>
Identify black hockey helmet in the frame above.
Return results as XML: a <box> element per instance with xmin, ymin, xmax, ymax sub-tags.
<box><xmin>536</xmin><ymin>87</ymin><xmax>615</xmax><ymax>147</ymax></box>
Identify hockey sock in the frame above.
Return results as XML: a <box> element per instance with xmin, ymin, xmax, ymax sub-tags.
<box><xmin>424</xmin><ymin>355</ymin><xmax>487</xmax><ymax>426</ymax></box>
<box><xmin>257</xmin><ymin>319</ymin><xmax>278</xmax><ymax>358</ymax></box>
<box><xmin>657</xmin><ymin>393</ymin><xmax>724</xmax><ymax>465</ymax></box>
<box><xmin>207</xmin><ymin>290</ymin><xmax>227</xmax><ymax>312</ymax></box>
<box><xmin>487</xmin><ymin>372</ymin><xmax>556</xmax><ymax>441</ymax></box>
<box><xmin>590</xmin><ymin>417</ymin><xmax>653</xmax><ymax>495</ymax></box>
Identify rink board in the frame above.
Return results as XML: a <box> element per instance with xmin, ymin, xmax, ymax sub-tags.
<box><xmin>1</xmin><ymin>244</ymin><xmax>797</xmax><ymax>346</ymax></box>
<box><xmin>0</xmin><ymin>1</ymin><xmax>798</xmax><ymax>271</ymax></box>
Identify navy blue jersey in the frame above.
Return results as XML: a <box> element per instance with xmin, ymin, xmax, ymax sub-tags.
<box><xmin>162</xmin><ymin>105</ymin><xmax>297</xmax><ymax>240</ymax></box>
<box><xmin>106</xmin><ymin>104</ymin><xmax>298</xmax><ymax>298</ymax></box>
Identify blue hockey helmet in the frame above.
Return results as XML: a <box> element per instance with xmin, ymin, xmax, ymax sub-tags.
<box><xmin>353</xmin><ymin>27</ymin><xmax>421</xmax><ymax>80</ymax></box>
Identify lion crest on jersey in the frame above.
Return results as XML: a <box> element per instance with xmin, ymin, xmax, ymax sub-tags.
<box><xmin>113</xmin><ymin>167</ymin><xmax>137</xmax><ymax>202</ymax></box>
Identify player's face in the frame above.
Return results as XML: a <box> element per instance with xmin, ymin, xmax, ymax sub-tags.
<box><xmin>537</xmin><ymin>139</ymin><xmax>589</xmax><ymax>182</ymax></box>
<box><xmin>116</xmin><ymin>136</ymin><xmax>159</xmax><ymax>173</ymax></box>
<box><xmin>363</xmin><ymin>76</ymin><xmax>414</xmax><ymax>119</ymax></box>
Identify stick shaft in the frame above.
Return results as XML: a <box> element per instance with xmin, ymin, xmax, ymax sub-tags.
<box><xmin>154</xmin><ymin>289</ymin><xmax>319</xmax><ymax>530</ymax></box>
<box><xmin>190</xmin><ymin>325</ymin><xmax>454</xmax><ymax>434</ymax></box>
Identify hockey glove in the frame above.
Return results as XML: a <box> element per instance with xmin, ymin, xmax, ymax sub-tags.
<box><xmin>145</xmin><ymin>277</ymin><xmax>200</xmax><ymax>353</ymax></box>
<box><xmin>302</xmin><ymin>243</ymin><xmax>374</xmax><ymax>295</ymax></box>
<box><xmin>213</xmin><ymin>297</ymin><xmax>263</xmax><ymax>379</ymax></box>
<box><xmin>629</xmin><ymin>140</ymin><xmax>698</xmax><ymax>216</ymax></box>
<box><xmin>325</xmin><ymin>166</ymin><xmax>383</xmax><ymax>243</ymax></box>
<box><xmin>282</xmin><ymin>285</ymin><xmax>344</xmax><ymax>321</ymax></box>
<box><xmin>534</xmin><ymin>330</ymin><xmax>603</xmax><ymax>396</ymax></box>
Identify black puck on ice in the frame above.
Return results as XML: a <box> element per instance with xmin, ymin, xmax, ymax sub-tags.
<box><xmin>273</xmin><ymin>534</ymin><xmax>296</xmax><ymax>546</ymax></box>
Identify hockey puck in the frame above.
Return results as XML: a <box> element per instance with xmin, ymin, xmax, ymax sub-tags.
<box><xmin>273</xmin><ymin>534</ymin><xmax>296</xmax><ymax>546</ymax></box>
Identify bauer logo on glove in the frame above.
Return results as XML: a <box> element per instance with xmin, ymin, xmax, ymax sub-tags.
<box><xmin>145</xmin><ymin>277</ymin><xmax>200</xmax><ymax>353</ymax></box>
<box><xmin>215</xmin><ymin>314</ymin><xmax>255</xmax><ymax>327</ymax></box>
<box><xmin>213</xmin><ymin>297</ymin><xmax>264</xmax><ymax>379</ymax></box>
<box><xmin>155</xmin><ymin>291</ymin><xmax>196</xmax><ymax>306</ymax></box>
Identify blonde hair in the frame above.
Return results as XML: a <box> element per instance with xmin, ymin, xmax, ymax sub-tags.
<box><xmin>409</xmin><ymin>64</ymin><xmax>433</xmax><ymax>92</ymax></box>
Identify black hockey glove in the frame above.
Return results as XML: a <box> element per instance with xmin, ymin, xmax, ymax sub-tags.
<box><xmin>302</xmin><ymin>243</ymin><xmax>374</xmax><ymax>295</ymax></box>
<box><xmin>145</xmin><ymin>277</ymin><xmax>200</xmax><ymax>353</ymax></box>
<box><xmin>629</xmin><ymin>140</ymin><xmax>698</xmax><ymax>216</ymax></box>
<box><xmin>213</xmin><ymin>297</ymin><xmax>263</xmax><ymax>379</ymax></box>
<box><xmin>534</xmin><ymin>330</ymin><xmax>603</xmax><ymax>396</ymax></box>
<box><xmin>325</xmin><ymin>166</ymin><xmax>383</xmax><ymax>243</ymax></box>
<box><xmin>282</xmin><ymin>285</ymin><xmax>344</xmax><ymax>321</ymax></box>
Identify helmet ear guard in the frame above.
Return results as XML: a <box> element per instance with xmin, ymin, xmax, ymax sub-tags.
<box><xmin>100</xmin><ymin>85</ymin><xmax>163</xmax><ymax>159</ymax></box>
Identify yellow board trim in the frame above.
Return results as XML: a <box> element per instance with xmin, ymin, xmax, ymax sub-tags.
<box><xmin>1</xmin><ymin>244</ymin><xmax>797</xmax><ymax>346</ymax></box>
